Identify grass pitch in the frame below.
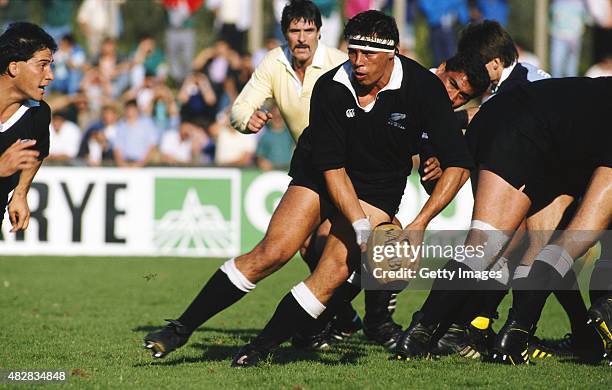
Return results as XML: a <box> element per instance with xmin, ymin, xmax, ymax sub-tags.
<box><xmin>0</xmin><ymin>256</ymin><xmax>609</xmax><ymax>389</ymax></box>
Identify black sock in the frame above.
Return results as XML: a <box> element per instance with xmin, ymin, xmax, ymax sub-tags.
<box><xmin>303</xmin><ymin>282</ymin><xmax>361</xmax><ymax>335</ymax></box>
<box><xmin>552</xmin><ymin>269</ymin><xmax>588</xmax><ymax>334</ymax></box>
<box><xmin>364</xmin><ymin>290</ymin><xmax>400</xmax><ymax>327</ymax></box>
<box><xmin>178</xmin><ymin>269</ymin><xmax>247</xmax><ymax>332</ymax></box>
<box><xmin>419</xmin><ymin>261</ymin><xmax>477</xmax><ymax>327</ymax></box>
<box><xmin>511</xmin><ymin>261</ymin><xmax>560</xmax><ymax>327</ymax></box>
<box><xmin>455</xmin><ymin>290</ymin><xmax>493</xmax><ymax>327</ymax></box>
<box><xmin>255</xmin><ymin>292</ymin><xmax>318</xmax><ymax>348</ymax></box>
<box><xmin>479</xmin><ymin>288</ymin><xmax>508</xmax><ymax>319</ymax></box>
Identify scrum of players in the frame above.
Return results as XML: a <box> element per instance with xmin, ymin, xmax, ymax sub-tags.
<box><xmin>143</xmin><ymin>1</ymin><xmax>612</xmax><ymax>367</ymax></box>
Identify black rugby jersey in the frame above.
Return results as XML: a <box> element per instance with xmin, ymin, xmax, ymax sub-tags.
<box><xmin>0</xmin><ymin>100</ymin><xmax>50</xmax><ymax>207</ymax></box>
<box><xmin>296</xmin><ymin>55</ymin><xmax>473</xmax><ymax>200</ymax></box>
<box><xmin>471</xmin><ymin>77</ymin><xmax>612</xmax><ymax>173</ymax></box>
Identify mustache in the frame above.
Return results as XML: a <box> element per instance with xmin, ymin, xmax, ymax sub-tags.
<box><xmin>294</xmin><ymin>44</ymin><xmax>310</xmax><ymax>49</ymax></box>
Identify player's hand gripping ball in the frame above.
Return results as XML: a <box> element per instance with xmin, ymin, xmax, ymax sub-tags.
<box><xmin>364</xmin><ymin>222</ymin><xmax>414</xmax><ymax>289</ymax></box>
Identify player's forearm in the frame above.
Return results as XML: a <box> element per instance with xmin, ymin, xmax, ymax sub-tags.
<box><xmin>323</xmin><ymin>168</ymin><xmax>366</xmax><ymax>223</ymax></box>
<box><xmin>12</xmin><ymin>160</ymin><xmax>42</xmax><ymax>198</ymax></box>
<box><xmin>410</xmin><ymin>167</ymin><xmax>469</xmax><ymax>228</ymax></box>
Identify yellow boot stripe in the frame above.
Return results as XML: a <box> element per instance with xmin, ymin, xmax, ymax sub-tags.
<box><xmin>471</xmin><ymin>316</ymin><xmax>490</xmax><ymax>330</ymax></box>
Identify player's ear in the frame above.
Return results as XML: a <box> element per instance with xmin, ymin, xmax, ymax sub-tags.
<box><xmin>438</xmin><ymin>62</ymin><xmax>446</xmax><ymax>72</ymax></box>
<box><xmin>7</xmin><ymin>61</ymin><xmax>19</xmax><ymax>77</ymax></box>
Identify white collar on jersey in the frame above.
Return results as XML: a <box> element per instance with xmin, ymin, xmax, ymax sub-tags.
<box><xmin>0</xmin><ymin>100</ymin><xmax>38</xmax><ymax>133</ymax></box>
<box><xmin>492</xmin><ymin>60</ymin><xmax>517</xmax><ymax>94</ymax></box>
<box><xmin>332</xmin><ymin>55</ymin><xmax>403</xmax><ymax>112</ymax></box>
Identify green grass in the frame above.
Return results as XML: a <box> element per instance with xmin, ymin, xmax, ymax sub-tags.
<box><xmin>0</xmin><ymin>256</ymin><xmax>609</xmax><ymax>389</ymax></box>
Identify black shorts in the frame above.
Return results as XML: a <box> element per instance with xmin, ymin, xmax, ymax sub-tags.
<box><xmin>467</xmin><ymin>98</ymin><xmax>590</xmax><ymax>213</ymax></box>
<box><xmin>288</xmin><ymin>146</ymin><xmax>401</xmax><ymax>218</ymax></box>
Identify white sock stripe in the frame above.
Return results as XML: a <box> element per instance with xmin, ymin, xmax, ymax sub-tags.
<box><xmin>488</xmin><ymin>257</ymin><xmax>510</xmax><ymax>285</ymax></box>
<box><xmin>534</xmin><ymin>245</ymin><xmax>574</xmax><ymax>277</ymax></box>
<box><xmin>461</xmin><ymin>221</ymin><xmax>509</xmax><ymax>272</ymax></box>
<box><xmin>470</xmin><ymin>220</ymin><xmax>499</xmax><ymax>231</ymax></box>
<box><xmin>513</xmin><ymin>264</ymin><xmax>531</xmax><ymax>279</ymax></box>
<box><xmin>219</xmin><ymin>258</ymin><xmax>256</xmax><ymax>293</ymax></box>
<box><xmin>290</xmin><ymin>282</ymin><xmax>326</xmax><ymax>319</ymax></box>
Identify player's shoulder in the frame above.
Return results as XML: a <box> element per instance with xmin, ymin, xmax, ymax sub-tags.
<box><xmin>24</xmin><ymin>99</ymin><xmax>51</xmax><ymax>121</ymax></box>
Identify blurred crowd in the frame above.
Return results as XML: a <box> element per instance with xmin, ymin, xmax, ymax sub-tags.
<box><xmin>1</xmin><ymin>0</ymin><xmax>611</xmax><ymax>169</ymax></box>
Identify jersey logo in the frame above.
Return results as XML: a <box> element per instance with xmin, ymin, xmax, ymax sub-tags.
<box><xmin>346</xmin><ymin>108</ymin><xmax>356</xmax><ymax>118</ymax></box>
<box><xmin>421</xmin><ymin>132</ymin><xmax>429</xmax><ymax>139</ymax></box>
<box><xmin>387</xmin><ymin>112</ymin><xmax>406</xmax><ymax>129</ymax></box>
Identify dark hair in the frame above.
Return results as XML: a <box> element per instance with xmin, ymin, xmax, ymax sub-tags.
<box><xmin>61</xmin><ymin>33</ymin><xmax>76</xmax><ymax>45</ymax></box>
<box><xmin>281</xmin><ymin>0</ymin><xmax>322</xmax><ymax>34</ymax></box>
<box><xmin>0</xmin><ymin>22</ymin><xmax>57</xmax><ymax>74</ymax></box>
<box><xmin>445</xmin><ymin>53</ymin><xmax>490</xmax><ymax>98</ymax></box>
<box><xmin>343</xmin><ymin>10</ymin><xmax>399</xmax><ymax>49</ymax></box>
<box><xmin>124</xmin><ymin>99</ymin><xmax>138</xmax><ymax>108</ymax></box>
<box><xmin>458</xmin><ymin>20</ymin><xmax>518</xmax><ymax>67</ymax></box>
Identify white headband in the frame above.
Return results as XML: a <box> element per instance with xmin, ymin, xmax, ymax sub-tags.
<box><xmin>347</xmin><ymin>35</ymin><xmax>396</xmax><ymax>53</ymax></box>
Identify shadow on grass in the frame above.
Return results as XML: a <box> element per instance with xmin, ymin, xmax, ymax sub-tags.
<box><xmin>133</xmin><ymin>326</ymin><xmax>371</xmax><ymax>367</ymax></box>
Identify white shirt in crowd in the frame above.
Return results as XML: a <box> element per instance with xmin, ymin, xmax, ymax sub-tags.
<box><xmin>160</xmin><ymin>130</ymin><xmax>193</xmax><ymax>163</ymax></box>
<box><xmin>49</xmin><ymin>120</ymin><xmax>82</xmax><ymax>159</ymax></box>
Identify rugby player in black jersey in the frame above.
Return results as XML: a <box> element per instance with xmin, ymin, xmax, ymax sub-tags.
<box><xmin>142</xmin><ymin>9</ymin><xmax>490</xmax><ymax>362</ymax></box>
<box><xmin>0</xmin><ymin>22</ymin><xmax>55</xmax><ymax>231</ymax></box>
<box><xmin>229</xmin><ymin>10</ymin><xmax>475</xmax><ymax>367</ymax></box>
<box><xmin>393</xmin><ymin>77</ymin><xmax>612</xmax><ymax>365</ymax></box>
<box><xmin>432</xmin><ymin>21</ymin><xmax>597</xmax><ymax>362</ymax></box>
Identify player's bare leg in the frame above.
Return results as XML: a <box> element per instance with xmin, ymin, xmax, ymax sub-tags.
<box><xmin>144</xmin><ymin>185</ymin><xmax>329</xmax><ymax>358</ymax></box>
<box><xmin>232</xmin><ymin>201</ymin><xmax>390</xmax><ymax>366</ymax></box>
<box><xmin>495</xmin><ymin>167</ymin><xmax>612</xmax><ymax>364</ymax></box>
<box><xmin>395</xmin><ymin>169</ymin><xmax>531</xmax><ymax>361</ymax></box>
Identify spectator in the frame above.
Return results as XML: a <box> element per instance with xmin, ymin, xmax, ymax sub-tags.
<box><xmin>113</xmin><ymin>100</ymin><xmax>158</xmax><ymax>167</ymax></box>
<box><xmin>255</xmin><ymin>107</ymin><xmax>294</xmax><ymax>171</ymax></box>
<box><xmin>550</xmin><ymin>0</ymin><xmax>588</xmax><ymax>77</ymax></box>
<box><xmin>468</xmin><ymin>0</ymin><xmax>509</xmax><ymax>26</ymax></box>
<box><xmin>48</xmin><ymin>112</ymin><xmax>82</xmax><ymax>162</ymax></box>
<box><xmin>77</xmin><ymin>0</ymin><xmax>123</xmax><ymax>57</ymax></box>
<box><xmin>191</xmin><ymin>38</ymin><xmax>242</xmax><ymax>103</ymax></box>
<box><xmin>159</xmin><ymin>121</ymin><xmax>206</xmax><ymax>164</ymax></box>
<box><xmin>0</xmin><ymin>0</ymin><xmax>28</xmax><ymax>32</ymax></box>
<box><xmin>314</xmin><ymin>0</ymin><xmax>341</xmax><ymax>47</ymax></box>
<box><xmin>344</xmin><ymin>0</ymin><xmax>385</xmax><ymax>18</ymax></box>
<box><xmin>418</xmin><ymin>0</ymin><xmax>470</xmax><ymax>65</ymax></box>
<box><xmin>95</xmin><ymin>38</ymin><xmax>131</xmax><ymax>99</ymax></box>
<box><xmin>206</xmin><ymin>0</ymin><xmax>251</xmax><ymax>53</ymax></box>
<box><xmin>516</xmin><ymin>39</ymin><xmax>542</xmax><ymax>68</ymax></box>
<box><xmin>42</xmin><ymin>0</ymin><xmax>76</xmax><ymax>42</ymax></box>
<box><xmin>79</xmin><ymin>68</ymin><xmax>107</xmax><ymax>118</ymax></box>
<box><xmin>252</xmin><ymin>37</ymin><xmax>281</xmax><ymax>67</ymax></box>
<box><xmin>78</xmin><ymin>104</ymin><xmax>120</xmax><ymax>166</ymax></box>
<box><xmin>213</xmin><ymin>113</ymin><xmax>256</xmax><ymax>166</ymax></box>
<box><xmin>585</xmin><ymin>54</ymin><xmax>612</xmax><ymax>77</ymax></box>
<box><xmin>586</xmin><ymin>0</ymin><xmax>612</xmax><ymax>63</ymax></box>
<box><xmin>177</xmin><ymin>72</ymin><xmax>218</xmax><ymax>128</ymax></box>
<box><xmin>130</xmin><ymin>34</ymin><xmax>166</xmax><ymax>90</ymax></box>
<box><xmin>149</xmin><ymin>82</ymin><xmax>180</xmax><ymax>134</ymax></box>
<box><xmin>225</xmin><ymin>52</ymin><xmax>255</xmax><ymax>101</ymax></box>
<box><xmin>49</xmin><ymin>34</ymin><xmax>86</xmax><ymax>95</ymax></box>
<box><xmin>163</xmin><ymin>0</ymin><xmax>202</xmax><ymax>83</ymax></box>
